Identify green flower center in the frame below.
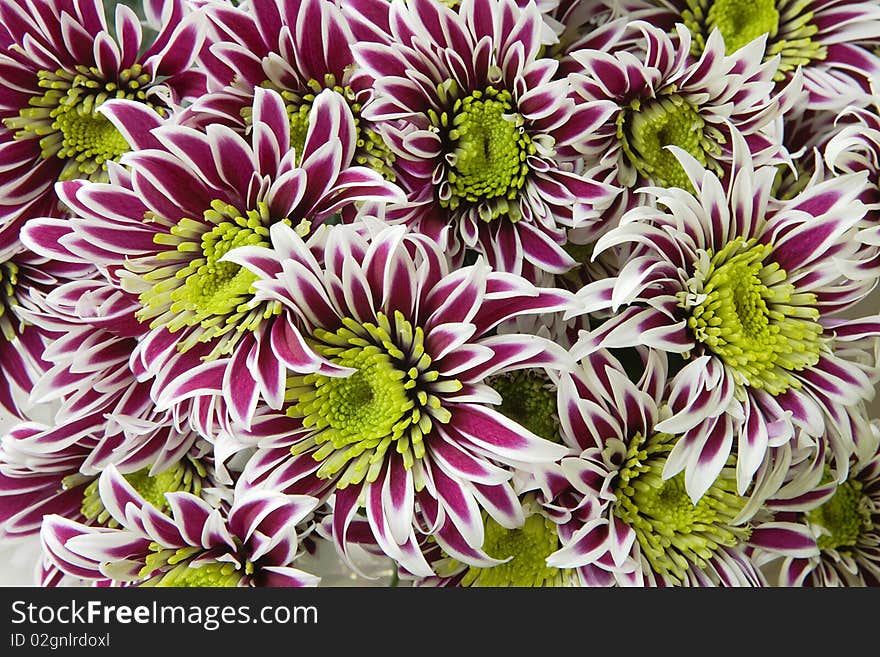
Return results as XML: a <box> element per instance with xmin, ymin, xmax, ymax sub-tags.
<box><xmin>707</xmin><ymin>0</ymin><xmax>780</xmax><ymax>52</ymax></box>
<box><xmin>613</xmin><ymin>432</ymin><xmax>749</xmax><ymax>584</ymax></box>
<box><xmin>678</xmin><ymin>237</ymin><xmax>824</xmax><ymax>395</ymax></box>
<box><xmin>461</xmin><ymin>512</ymin><xmax>574</xmax><ymax>587</ymax></box>
<box><xmin>0</xmin><ymin>260</ymin><xmax>20</xmax><ymax>341</ymax></box>
<box><xmin>682</xmin><ymin>0</ymin><xmax>826</xmax><ymax>79</ymax></box>
<box><xmin>619</xmin><ymin>94</ymin><xmax>722</xmax><ymax>190</ymax></box>
<box><xmin>79</xmin><ymin>460</ymin><xmax>204</xmax><ymax>526</ymax></box>
<box><xmin>487</xmin><ymin>370</ymin><xmax>560</xmax><ymax>442</ymax></box>
<box><xmin>3</xmin><ymin>65</ymin><xmax>164</xmax><ymax>182</ymax></box>
<box><xmin>131</xmin><ymin>200</ymin><xmax>290</xmax><ymax>360</ymax></box>
<box><xmin>431</xmin><ymin>86</ymin><xmax>535</xmax><ymax>222</ymax></box>
<box><xmin>245</xmin><ymin>77</ymin><xmax>396</xmax><ymax>181</ymax></box>
<box><xmin>140</xmin><ymin>545</ymin><xmax>253</xmax><ymax>587</ymax></box>
<box><xmin>806</xmin><ymin>479</ymin><xmax>873</xmax><ymax>552</ymax></box>
<box><xmin>286</xmin><ymin>311</ymin><xmax>461</xmax><ymax>488</ymax></box>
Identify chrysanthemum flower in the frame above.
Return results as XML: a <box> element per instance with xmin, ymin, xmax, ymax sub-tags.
<box><xmin>759</xmin><ymin>423</ymin><xmax>880</xmax><ymax>586</ymax></box>
<box><xmin>187</xmin><ymin>0</ymin><xmax>397</xmax><ymax>182</ymax></box>
<box><xmin>566</xmin><ymin>20</ymin><xmax>802</xmax><ymax>238</ymax></box>
<box><xmin>568</xmin><ymin>135</ymin><xmax>880</xmax><ymax>502</ymax></box>
<box><xmin>539</xmin><ymin>349</ymin><xmax>819</xmax><ymax>586</ymax></box>
<box><xmin>604</xmin><ymin>0</ymin><xmax>880</xmax><ymax>109</ymax></box>
<box><xmin>352</xmin><ymin>0</ymin><xmax>619</xmax><ymax>277</ymax></box>
<box><xmin>0</xmin><ymin>0</ymin><xmax>205</xmax><ymax>243</ymax></box>
<box><xmin>23</xmin><ymin>87</ymin><xmax>404</xmax><ymax>426</ymax></box>
<box><xmin>217</xmin><ymin>219</ymin><xmax>574</xmax><ymax>576</ymax></box>
<box><xmin>0</xmin><ymin>244</ymin><xmax>90</xmax><ymax>417</ymax></box>
<box><xmin>41</xmin><ymin>465</ymin><xmax>320</xmax><ymax>587</ymax></box>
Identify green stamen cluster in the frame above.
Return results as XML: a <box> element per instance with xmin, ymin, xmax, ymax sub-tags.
<box><xmin>613</xmin><ymin>432</ymin><xmax>749</xmax><ymax>584</ymax></box>
<box><xmin>134</xmin><ymin>200</ymin><xmax>290</xmax><ymax>359</ymax></box>
<box><xmin>140</xmin><ymin>545</ymin><xmax>252</xmax><ymax>587</ymax></box>
<box><xmin>430</xmin><ymin>86</ymin><xmax>535</xmax><ymax>222</ymax></box>
<box><xmin>806</xmin><ymin>479</ymin><xmax>873</xmax><ymax>552</ymax></box>
<box><xmin>619</xmin><ymin>93</ymin><xmax>722</xmax><ymax>190</ymax></box>
<box><xmin>679</xmin><ymin>237</ymin><xmax>825</xmax><ymax>395</ymax></box>
<box><xmin>0</xmin><ymin>260</ymin><xmax>20</xmax><ymax>341</ymax></box>
<box><xmin>4</xmin><ymin>64</ymin><xmax>163</xmax><ymax>182</ymax></box>
<box><xmin>487</xmin><ymin>370</ymin><xmax>560</xmax><ymax>442</ymax></box>
<box><xmin>460</xmin><ymin>512</ymin><xmax>574</xmax><ymax>587</ymax></box>
<box><xmin>286</xmin><ymin>311</ymin><xmax>461</xmax><ymax>488</ymax></box>
<box><xmin>79</xmin><ymin>460</ymin><xmax>205</xmax><ymax>526</ymax></box>
<box><xmin>244</xmin><ymin>76</ymin><xmax>397</xmax><ymax>181</ymax></box>
<box><xmin>682</xmin><ymin>0</ymin><xmax>826</xmax><ymax>79</ymax></box>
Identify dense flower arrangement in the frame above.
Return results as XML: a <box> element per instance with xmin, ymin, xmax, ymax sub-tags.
<box><xmin>1</xmin><ymin>0</ymin><xmax>879</xmax><ymax>588</ymax></box>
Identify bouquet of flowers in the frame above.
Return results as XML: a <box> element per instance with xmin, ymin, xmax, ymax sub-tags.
<box><xmin>1</xmin><ymin>0</ymin><xmax>879</xmax><ymax>588</ymax></box>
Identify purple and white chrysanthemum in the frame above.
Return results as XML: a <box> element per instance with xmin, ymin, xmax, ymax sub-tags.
<box><xmin>352</xmin><ymin>0</ymin><xmax>619</xmax><ymax>277</ymax></box>
<box><xmin>0</xmin><ymin>0</ymin><xmax>205</xmax><ymax>242</ymax></box>
<box><xmin>601</xmin><ymin>0</ymin><xmax>880</xmax><ymax>110</ymax></box>
<box><xmin>758</xmin><ymin>421</ymin><xmax>880</xmax><ymax>586</ymax></box>
<box><xmin>539</xmin><ymin>348</ymin><xmax>819</xmax><ymax>586</ymax></box>
<box><xmin>187</xmin><ymin>0</ymin><xmax>398</xmax><ymax>182</ymax></box>
<box><xmin>41</xmin><ymin>465</ymin><xmax>320</xmax><ymax>587</ymax></box>
<box><xmin>568</xmin><ymin>134</ymin><xmax>880</xmax><ymax>503</ymax></box>
<box><xmin>566</xmin><ymin>21</ymin><xmax>802</xmax><ymax>238</ymax></box>
<box><xmin>216</xmin><ymin>219</ymin><xmax>574</xmax><ymax>576</ymax></box>
<box><xmin>23</xmin><ymin>87</ymin><xmax>404</xmax><ymax>427</ymax></box>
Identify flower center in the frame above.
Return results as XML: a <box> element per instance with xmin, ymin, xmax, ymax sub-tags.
<box><xmin>246</xmin><ymin>78</ymin><xmax>396</xmax><ymax>180</ymax></box>
<box><xmin>461</xmin><ymin>511</ymin><xmax>573</xmax><ymax>587</ymax></box>
<box><xmin>619</xmin><ymin>94</ymin><xmax>720</xmax><ymax>190</ymax></box>
<box><xmin>613</xmin><ymin>432</ymin><xmax>749</xmax><ymax>584</ymax></box>
<box><xmin>286</xmin><ymin>311</ymin><xmax>461</xmax><ymax>487</ymax></box>
<box><xmin>678</xmin><ymin>237</ymin><xmax>824</xmax><ymax>395</ymax></box>
<box><xmin>432</xmin><ymin>87</ymin><xmax>535</xmax><ymax>222</ymax></box>
<box><xmin>682</xmin><ymin>0</ymin><xmax>826</xmax><ymax>79</ymax></box>
<box><xmin>805</xmin><ymin>479</ymin><xmax>873</xmax><ymax>552</ymax></box>
<box><xmin>0</xmin><ymin>260</ymin><xmax>20</xmax><ymax>341</ymax></box>
<box><xmin>707</xmin><ymin>0</ymin><xmax>780</xmax><ymax>52</ymax></box>
<box><xmin>487</xmin><ymin>370</ymin><xmax>560</xmax><ymax>442</ymax></box>
<box><xmin>132</xmin><ymin>200</ymin><xmax>290</xmax><ymax>359</ymax></box>
<box><xmin>141</xmin><ymin>545</ymin><xmax>250</xmax><ymax>587</ymax></box>
<box><xmin>79</xmin><ymin>460</ymin><xmax>204</xmax><ymax>525</ymax></box>
<box><xmin>4</xmin><ymin>65</ymin><xmax>163</xmax><ymax>182</ymax></box>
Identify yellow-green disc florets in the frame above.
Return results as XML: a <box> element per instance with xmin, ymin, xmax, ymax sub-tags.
<box><xmin>613</xmin><ymin>432</ymin><xmax>750</xmax><ymax>584</ymax></box>
<box><xmin>133</xmin><ymin>200</ymin><xmax>291</xmax><ymax>360</ymax></box>
<box><xmin>806</xmin><ymin>479</ymin><xmax>873</xmax><ymax>552</ymax></box>
<box><xmin>678</xmin><ymin>237</ymin><xmax>825</xmax><ymax>395</ymax></box>
<box><xmin>432</xmin><ymin>86</ymin><xmax>535</xmax><ymax>222</ymax></box>
<box><xmin>682</xmin><ymin>0</ymin><xmax>826</xmax><ymax>79</ymax></box>
<box><xmin>4</xmin><ymin>65</ymin><xmax>164</xmax><ymax>182</ymax></box>
<box><xmin>286</xmin><ymin>311</ymin><xmax>461</xmax><ymax>488</ymax></box>
<box><xmin>246</xmin><ymin>77</ymin><xmax>397</xmax><ymax>181</ymax></box>
<box><xmin>140</xmin><ymin>545</ymin><xmax>253</xmax><ymax>587</ymax></box>
<box><xmin>79</xmin><ymin>460</ymin><xmax>205</xmax><ymax>526</ymax></box>
<box><xmin>461</xmin><ymin>511</ymin><xmax>575</xmax><ymax>587</ymax></box>
<box><xmin>487</xmin><ymin>370</ymin><xmax>561</xmax><ymax>442</ymax></box>
<box><xmin>619</xmin><ymin>93</ymin><xmax>722</xmax><ymax>190</ymax></box>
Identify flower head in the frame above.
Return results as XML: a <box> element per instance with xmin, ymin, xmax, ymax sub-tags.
<box><xmin>0</xmin><ymin>0</ymin><xmax>205</xmax><ymax>243</ymax></box>
<box><xmin>222</xmin><ymin>218</ymin><xmax>574</xmax><ymax>576</ymax></box>
<box><xmin>568</xmin><ymin>134</ymin><xmax>880</xmax><ymax>502</ymax></box>
<box><xmin>41</xmin><ymin>465</ymin><xmax>320</xmax><ymax>587</ymax></box>
<box><xmin>352</xmin><ymin>0</ymin><xmax>619</xmax><ymax>277</ymax></box>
